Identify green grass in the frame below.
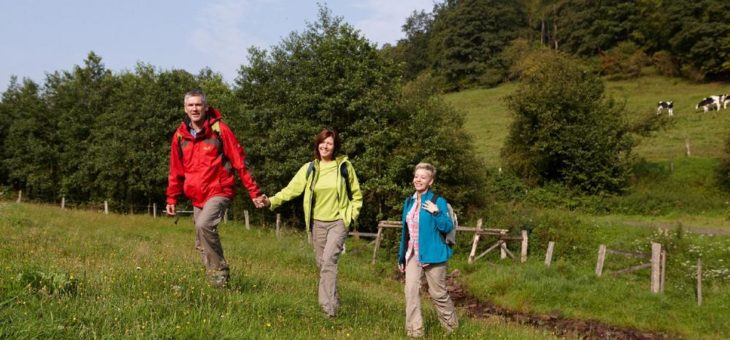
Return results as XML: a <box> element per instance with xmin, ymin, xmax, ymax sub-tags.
<box><xmin>442</xmin><ymin>83</ymin><xmax>517</xmax><ymax>168</ymax></box>
<box><xmin>447</xmin><ymin>211</ymin><xmax>730</xmax><ymax>339</ymax></box>
<box><xmin>444</xmin><ymin>74</ymin><xmax>730</xmax><ymax>165</ymax></box>
<box><xmin>4</xmin><ymin>202</ymin><xmax>728</xmax><ymax>339</ymax></box>
<box><xmin>0</xmin><ymin>202</ymin><xmax>557</xmax><ymax>339</ymax></box>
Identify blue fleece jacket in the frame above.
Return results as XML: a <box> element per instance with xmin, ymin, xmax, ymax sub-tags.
<box><xmin>398</xmin><ymin>190</ymin><xmax>453</xmax><ymax>265</ymax></box>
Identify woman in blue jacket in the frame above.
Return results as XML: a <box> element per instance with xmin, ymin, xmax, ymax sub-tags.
<box><xmin>397</xmin><ymin>162</ymin><xmax>458</xmax><ymax>337</ymax></box>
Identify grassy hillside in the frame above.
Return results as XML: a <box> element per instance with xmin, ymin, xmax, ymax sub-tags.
<box><xmin>3</xmin><ymin>203</ymin><xmax>730</xmax><ymax>339</ymax></box>
<box><xmin>444</xmin><ymin>75</ymin><xmax>730</xmax><ymax>166</ymax></box>
<box><xmin>0</xmin><ymin>203</ymin><xmax>555</xmax><ymax>339</ymax></box>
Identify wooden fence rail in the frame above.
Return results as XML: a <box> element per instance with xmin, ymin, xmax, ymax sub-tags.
<box><xmin>595</xmin><ymin>242</ymin><xmax>666</xmax><ymax>294</ymax></box>
<box><xmin>370</xmin><ymin>219</ymin><xmax>529</xmax><ymax>265</ymax></box>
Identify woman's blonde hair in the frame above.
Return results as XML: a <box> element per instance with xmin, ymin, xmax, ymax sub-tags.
<box><xmin>414</xmin><ymin>162</ymin><xmax>436</xmax><ymax>179</ymax></box>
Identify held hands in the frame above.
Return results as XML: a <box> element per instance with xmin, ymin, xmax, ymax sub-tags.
<box><xmin>253</xmin><ymin>194</ymin><xmax>270</xmax><ymax>208</ymax></box>
<box><xmin>166</xmin><ymin>204</ymin><xmax>176</xmax><ymax>216</ymax></box>
<box><xmin>398</xmin><ymin>263</ymin><xmax>405</xmax><ymax>273</ymax></box>
<box><xmin>421</xmin><ymin>200</ymin><xmax>439</xmax><ymax>214</ymax></box>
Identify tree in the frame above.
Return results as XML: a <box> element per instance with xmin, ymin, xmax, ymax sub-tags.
<box><xmin>501</xmin><ymin>51</ymin><xmax>634</xmax><ymax>194</ymax></box>
<box><xmin>557</xmin><ymin>0</ymin><xmax>641</xmax><ymax>56</ymax></box>
<box><xmin>392</xmin><ymin>9</ymin><xmax>435</xmax><ymax>80</ymax></box>
<box><xmin>236</xmin><ymin>6</ymin><xmax>485</xmax><ymax>228</ymax></box>
<box><xmin>2</xmin><ymin>78</ymin><xmax>60</xmax><ymax>200</ymax></box>
<box><xmin>428</xmin><ymin>0</ymin><xmax>527</xmax><ymax>90</ymax></box>
<box><xmin>45</xmin><ymin>52</ymin><xmax>115</xmax><ymax>202</ymax></box>
<box><xmin>663</xmin><ymin>0</ymin><xmax>730</xmax><ymax>79</ymax></box>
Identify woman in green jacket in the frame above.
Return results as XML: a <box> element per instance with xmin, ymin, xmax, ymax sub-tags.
<box><xmin>262</xmin><ymin>128</ymin><xmax>363</xmax><ymax>317</ymax></box>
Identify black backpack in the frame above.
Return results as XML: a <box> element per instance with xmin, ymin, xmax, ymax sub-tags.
<box><xmin>430</xmin><ymin>194</ymin><xmax>457</xmax><ymax>247</ymax></box>
<box><xmin>306</xmin><ymin>161</ymin><xmax>353</xmax><ymax>201</ymax></box>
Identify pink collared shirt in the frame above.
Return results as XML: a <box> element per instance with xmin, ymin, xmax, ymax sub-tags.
<box><xmin>405</xmin><ymin>194</ymin><xmax>420</xmax><ymax>264</ymax></box>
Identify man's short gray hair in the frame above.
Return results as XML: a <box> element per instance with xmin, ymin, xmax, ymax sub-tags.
<box><xmin>184</xmin><ymin>89</ymin><xmax>207</xmax><ymax>105</ymax></box>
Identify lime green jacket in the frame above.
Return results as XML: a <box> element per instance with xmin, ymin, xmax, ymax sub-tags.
<box><xmin>269</xmin><ymin>156</ymin><xmax>363</xmax><ymax>233</ymax></box>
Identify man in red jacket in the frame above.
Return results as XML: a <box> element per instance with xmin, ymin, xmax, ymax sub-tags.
<box><xmin>166</xmin><ymin>89</ymin><xmax>266</xmax><ymax>287</ymax></box>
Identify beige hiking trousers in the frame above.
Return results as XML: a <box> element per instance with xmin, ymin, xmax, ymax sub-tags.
<box><xmin>312</xmin><ymin>219</ymin><xmax>348</xmax><ymax>316</ymax></box>
<box><xmin>404</xmin><ymin>255</ymin><xmax>458</xmax><ymax>337</ymax></box>
<box><xmin>193</xmin><ymin>196</ymin><xmax>231</xmax><ymax>275</ymax></box>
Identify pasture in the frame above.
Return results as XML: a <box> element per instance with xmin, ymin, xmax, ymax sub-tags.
<box><xmin>444</xmin><ymin>74</ymin><xmax>730</xmax><ymax>165</ymax></box>
<box><xmin>2</xmin><ymin>202</ymin><xmax>730</xmax><ymax>339</ymax></box>
<box><xmin>0</xmin><ymin>203</ymin><xmax>555</xmax><ymax>339</ymax></box>
<box><xmin>3</xmin><ymin>74</ymin><xmax>730</xmax><ymax>339</ymax></box>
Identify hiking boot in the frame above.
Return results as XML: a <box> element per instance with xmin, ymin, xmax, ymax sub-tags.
<box><xmin>207</xmin><ymin>271</ymin><xmax>229</xmax><ymax>288</ymax></box>
<box><xmin>406</xmin><ymin>330</ymin><xmax>423</xmax><ymax>338</ymax></box>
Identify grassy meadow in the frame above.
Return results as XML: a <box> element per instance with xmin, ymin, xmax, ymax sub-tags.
<box><xmin>3</xmin><ymin>74</ymin><xmax>730</xmax><ymax>339</ymax></box>
<box><xmin>3</xmin><ymin>201</ymin><xmax>730</xmax><ymax>339</ymax></box>
<box><xmin>440</xmin><ymin>73</ymin><xmax>730</xmax><ymax>339</ymax></box>
<box><xmin>444</xmin><ymin>74</ymin><xmax>730</xmax><ymax>165</ymax></box>
<box><xmin>0</xmin><ymin>202</ymin><xmax>557</xmax><ymax>339</ymax></box>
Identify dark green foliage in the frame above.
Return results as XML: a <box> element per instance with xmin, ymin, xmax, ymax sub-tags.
<box><xmin>391</xmin><ymin>9</ymin><xmax>435</xmax><ymax>81</ymax></box>
<box><xmin>44</xmin><ymin>52</ymin><xmax>115</xmax><ymax>202</ymax></box>
<box><xmin>557</xmin><ymin>0</ymin><xmax>641</xmax><ymax>57</ymax></box>
<box><xmin>501</xmin><ymin>51</ymin><xmax>634</xmax><ymax>194</ymax></box>
<box><xmin>236</xmin><ymin>7</ymin><xmax>485</xmax><ymax>228</ymax></box>
<box><xmin>663</xmin><ymin>0</ymin><xmax>730</xmax><ymax>79</ymax></box>
<box><xmin>0</xmin><ymin>52</ymin><xmax>229</xmax><ymax>210</ymax></box>
<box><xmin>387</xmin><ymin>0</ymin><xmax>729</xmax><ymax>86</ymax></box>
<box><xmin>428</xmin><ymin>0</ymin><xmax>526</xmax><ymax>90</ymax></box>
<box><xmin>1</xmin><ymin>78</ymin><xmax>59</xmax><ymax>200</ymax></box>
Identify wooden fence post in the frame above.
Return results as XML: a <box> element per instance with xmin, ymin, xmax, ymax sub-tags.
<box><xmin>544</xmin><ymin>241</ymin><xmax>555</xmax><ymax>267</ymax></box>
<box><xmin>685</xmin><ymin>138</ymin><xmax>691</xmax><ymax>157</ymax></box>
<box><xmin>153</xmin><ymin>203</ymin><xmax>157</xmax><ymax>218</ymax></box>
<box><xmin>17</xmin><ymin>190</ymin><xmax>22</xmax><ymax>203</ymax></box>
<box><xmin>660</xmin><ymin>249</ymin><xmax>666</xmax><ymax>293</ymax></box>
<box><xmin>244</xmin><ymin>210</ymin><xmax>250</xmax><ymax>230</ymax></box>
<box><xmin>500</xmin><ymin>230</ymin><xmax>507</xmax><ymax>259</ymax></box>
<box><xmin>651</xmin><ymin>242</ymin><xmax>662</xmax><ymax>294</ymax></box>
<box><xmin>520</xmin><ymin>230</ymin><xmax>528</xmax><ymax>263</ymax></box>
<box><xmin>61</xmin><ymin>196</ymin><xmax>65</xmax><ymax>209</ymax></box>
<box><xmin>595</xmin><ymin>244</ymin><xmax>607</xmax><ymax>277</ymax></box>
<box><xmin>696</xmin><ymin>258</ymin><xmax>702</xmax><ymax>306</ymax></box>
<box><xmin>276</xmin><ymin>213</ymin><xmax>281</xmax><ymax>238</ymax></box>
<box><xmin>223</xmin><ymin>208</ymin><xmax>228</xmax><ymax>224</ymax></box>
<box><xmin>371</xmin><ymin>226</ymin><xmax>384</xmax><ymax>265</ymax></box>
<box><xmin>104</xmin><ymin>201</ymin><xmax>109</xmax><ymax>214</ymax></box>
<box><xmin>468</xmin><ymin>219</ymin><xmax>483</xmax><ymax>264</ymax></box>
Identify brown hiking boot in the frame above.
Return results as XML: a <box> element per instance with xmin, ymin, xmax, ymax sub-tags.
<box><xmin>207</xmin><ymin>270</ymin><xmax>229</xmax><ymax>288</ymax></box>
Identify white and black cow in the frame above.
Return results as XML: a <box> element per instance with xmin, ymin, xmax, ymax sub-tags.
<box><xmin>656</xmin><ymin>101</ymin><xmax>674</xmax><ymax>116</ymax></box>
<box><xmin>722</xmin><ymin>94</ymin><xmax>730</xmax><ymax>110</ymax></box>
<box><xmin>695</xmin><ymin>96</ymin><xmax>722</xmax><ymax>112</ymax></box>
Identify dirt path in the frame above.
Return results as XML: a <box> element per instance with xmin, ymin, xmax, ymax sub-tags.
<box><xmin>446</xmin><ymin>271</ymin><xmax>680</xmax><ymax>339</ymax></box>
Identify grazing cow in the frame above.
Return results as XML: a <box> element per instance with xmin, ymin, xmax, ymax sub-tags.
<box><xmin>696</xmin><ymin>96</ymin><xmax>721</xmax><ymax>112</ymax></box>
<box><xmin>656</xmin><ymin>101</ymin><xmax>674</xmax><ymax>116</ymax></box>
<box><xmin>722</xmin><ymin>94</ymin><xmax>730</xmax><ymax>109</ymax></box>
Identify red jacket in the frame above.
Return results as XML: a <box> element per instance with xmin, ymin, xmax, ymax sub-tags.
<box><xmin>166</xmin><ymin>107</ymin><xmax>262</xmax><ymax>208</ymax></box>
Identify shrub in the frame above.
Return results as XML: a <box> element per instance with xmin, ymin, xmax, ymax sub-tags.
<box><xmin>652</xmin><ymin>51</ymin><xmax>680</xmax><ymax>77</ymax></box>
<box><xmin>501</xmin><ymin>50</ymin><xmax>634</xmax><ymax>194</ymax></box>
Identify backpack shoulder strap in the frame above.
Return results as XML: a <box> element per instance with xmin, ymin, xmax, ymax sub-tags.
<box><xmin>340</xmin><ymin>162</ymin><xmax>353</xmax><ymax>201</ymax></box>
<box><xmin>211</xmin><ymin>121</ymin><xmax>224</xmax><ymax>155</ymax></box>
<box><xmin>306</xmin><ymin>161</ymin><xmax>315</xmax><ymax>179</ymax></box>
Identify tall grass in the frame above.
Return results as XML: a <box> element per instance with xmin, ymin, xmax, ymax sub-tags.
<box><xmin>0</xmin><ymin>202</ymin><xmax>555</xmax><ymax>339</ymax></box>
<box><xmin>448</xmin><ymin>209</ymin><xmax>730</xmax><ymax>339</ymax></box>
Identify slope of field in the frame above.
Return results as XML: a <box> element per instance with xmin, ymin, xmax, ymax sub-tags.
<box><xmin>3</xmin><ymin>203</ymin><xmax>730</xmax><ymax>339</ymax></box>
<box><xmin>444</xmin><ymin>75</ymin><xmax>730</xmax><ymax>166</ymax></box>
<box><xmin>0</xmin><ymin>203</ymin><xmax>556</xmax><ymax>339</ymax></box>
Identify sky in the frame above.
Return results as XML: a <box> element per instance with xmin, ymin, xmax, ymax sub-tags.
<box><xmin>0</xmin><ymin>0</ymin><xmax>436</xmax><ymax>91</ymax></box>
